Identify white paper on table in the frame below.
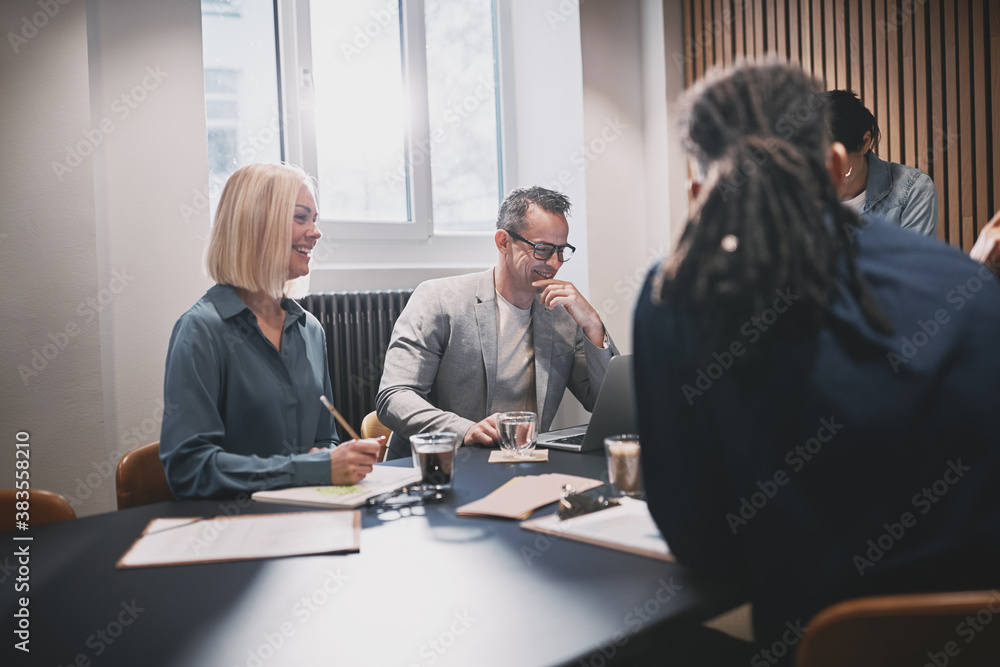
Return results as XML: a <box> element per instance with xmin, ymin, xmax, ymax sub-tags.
<box><xmin>117</xmin><ymin>511</ymin><xmax>360</xmax><ymax>568</ymax></box>
<box><xmin>521</xmin><ymin>497</ymin><xmax>673</xmax><ymax>561</ymax></box>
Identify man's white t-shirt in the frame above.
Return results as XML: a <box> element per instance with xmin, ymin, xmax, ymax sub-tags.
<box><xmin>494</xmin><ymin>290</ymin><xmax>537</xmax><ymax>414</ymax></box>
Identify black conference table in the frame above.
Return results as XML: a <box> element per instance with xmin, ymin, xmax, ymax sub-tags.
<box><xmin>3</xmin><ymin>448</ymin><xmax>745</xmax><ymax>666</ymax></box>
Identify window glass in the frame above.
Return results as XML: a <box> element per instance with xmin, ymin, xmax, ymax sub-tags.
<box><xmin>201</xmin><ymin>0</ymin><xmax>503</xmax><ymax>235</ymax></box>
<box><xmin>201</xmin><ymin>0</ymin><xmax>282</xmax><ymax>222</ymax></box>
<box><xmin>424</xmin><ymin>0</ymin><xmax>501</xmax><ymax>233</ymax></box>
<box><xmin>309</xmin><ymin>0</ymin><xmax>409</xmax><ymax>222</ymax></box>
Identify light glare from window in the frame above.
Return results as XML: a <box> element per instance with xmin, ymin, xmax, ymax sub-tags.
<box><xmin>310</xmin><ymin>0</ymin><xmax>409</xmax><ymax>222</ymax></box>
<box><xmin>424</xmin><ymin>0</ymin><xmax>501</xmax><ymax>233</ymax></box>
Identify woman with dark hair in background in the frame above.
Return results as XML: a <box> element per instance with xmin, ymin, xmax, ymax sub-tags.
<box><xmin>634</xmin><ymin>60</ymin><xmax>1000</xmax><ymax>664</ymax></box>
<box><xmin>824</xmin><ymin>89</ymin><xmax>938</xmax><ymax>236</ymax></box>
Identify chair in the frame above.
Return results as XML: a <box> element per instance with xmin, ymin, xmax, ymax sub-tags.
<box><xmin>0</xmin><ymin>489</ymin><xmax>76</xmax><ymax>531</ymax></box>
<box><xmin>115</xmin><ymin>441</ymin><xmax>175</xmax><ymax>509</ymax></box>
<box><xmin>796</xmin><ymin>590</ymin><xmax>1000</xmax><ymax>667</ymax></box>
<box><xmin>360</xmin><ymin>411</ymin><xmax>393</xmax><ymax>462</ymax></box>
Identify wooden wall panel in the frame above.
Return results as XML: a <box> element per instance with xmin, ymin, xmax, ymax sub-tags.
<box><xmin>680</xmin><ymin>0</ymin><xmax>1000</xmax><ymax>251</ymax></box>
<box><xmin>848</xmin><ymin>0</ymin><xmax>860</xmax><ymax>94</ymax></box>
<box><xmin>887</xmin><ymin>0</ymin><xmax>901</xmax><ymax>164</ymax></box>
<box><xmin>694</xmin><ymin>0</ymin><xmax>705</xmax><ymax>79</ymax></box>
<box><xmin>722</xmin><ymin>0</ymin><xmax>733</xmax><ymax>68</ymax></box>
<box><xmin>776</xmin><ymin>0</ymin><xmax>787</xmax><ymax>60</ymax></box>
<box><xmin>768</xmin><ymin>0</ymin><xmax>779</xmax><ymax>57</ymax></box>
<box><xmin>944</xmin><ymin>2</ymin><xmax>961</xmax><ymax>246</ymax></box>
<box><xmin>789</xmin><ymin>0</ymin><xmax>800</xmax><ymax>65</ymax></box>
<box><xmin>834</xmin><ymin>0</ymin><xmax>847</xmax><ymax>90</ymax></box>
<box><xmin>800</xmin><ymin>0</ymin><xmax>812</xmax><ymax>72</ymax></box>
<box><xmin>901</xmin><ymin>1</ymin><xmax>915</xmax><ymax>167</ymax></box>
<box><xmin>755</xmin><ymin>0</ymin><xmax>766</xmax><ymax>57</ymax></box>
<box><xmin>735</xmin><ymin>0</ymin><xmax>746</xmax><ymax>61</ymax></box>
<box><xmin>704</xmin><ymin>0</ymin><xmax>716</xmax><ymax>69</ymax></box>
<box><xmin>825</xmin><ymin>0</ymin><xmax>837</xmax><ymax>88</ymax></box>
<box><xmin>929</xmin><ymin>0</ymin><xmax>946</xmax><ymax>236</ymax></box>
<box><xmin>714</xmin><ymin>0</ymin><xmax>725</xmax><ymax>67</ymax></box>
<box><xmin>958</xmin><ymin>1</ymin><xmax>973</xmax><ymax>249</ymax></box>
<box><xmin>874</xmin><ymin>0</ymin><xmax>889</xmax><ymax>160</ymax></box>
<box><xmin>862</xmin><ymin>1</ymin><xmax>874</xmax><ymax>116</ymax></box>
<box><xmin>812</xmin><ymin>0</ymin><xmax>824</xmax><ymax>80</ymax></box>
<box><xmin>914</xmin><ymin>2</ymin><xmax>928</xmax><ymax>175</ymax></box>
<box><xmin>992</xmin><ymin>4</ymin><xmax>1000</xmax><ymax>216</ymax></box>
<box><xmin>973</xmin><ymin>1</ymin><xmax>989</xmax><ymax>240</ymax></box>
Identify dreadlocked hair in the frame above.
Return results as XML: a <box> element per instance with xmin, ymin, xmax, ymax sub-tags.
<box><xmin>656</xmin><ymin>59</ymin><xmax>892</xmax><ymax>361</ymax></box>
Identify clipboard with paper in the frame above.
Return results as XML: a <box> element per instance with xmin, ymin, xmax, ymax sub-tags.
<box><xmin>520</xmin><ymin>496</ymin><xmax>673</xmax><ymax>562</ymax></box>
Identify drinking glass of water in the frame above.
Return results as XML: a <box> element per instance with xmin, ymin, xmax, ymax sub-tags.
<box><xmin>497</xmin><ymin>412</ymin><xmax>537</xmax><ymax>459</ymax></box>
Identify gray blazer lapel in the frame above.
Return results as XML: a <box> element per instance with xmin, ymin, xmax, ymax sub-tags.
<box><xmin>531</xmin><ymin>297</ymin><xmax>554</xmax><ymax>424</ymax></box>
<box><xmin>474</xmin><ymin>270</ymin><xmax>498</xmax><ymax>414</ymax></box>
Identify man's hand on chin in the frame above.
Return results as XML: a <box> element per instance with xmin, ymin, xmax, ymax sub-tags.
<box><xmin>532</xmin><ymin>278</ymin><xmax>606</xmax><ymax>347</ymax></box>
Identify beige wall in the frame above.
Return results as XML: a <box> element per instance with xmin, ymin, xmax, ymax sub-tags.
<box><xmin>1</xmin><ymin>0</ymin><xmax>212</xmax><ymax>516</ymax></box>
<box><xmin>1</xmin><ymin>0</ymin><xmax>107</xmax><ymax>514</ymax></box>
<box><xmin>580</xmin><ymin>0</ymin><xmax>688</xmax><ymax>354</ymax></box>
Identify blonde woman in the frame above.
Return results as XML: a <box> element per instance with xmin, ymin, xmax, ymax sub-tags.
<box><xmin>160</xmin><ymin>163</ymin><xmax>381</xmax><ymax>498</ymax></box>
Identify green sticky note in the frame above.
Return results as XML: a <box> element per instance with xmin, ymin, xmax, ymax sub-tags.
<box><xmin>315</xmin><ymin>485</ymin><xmax>362</xmax><ymax>496</ymax></box>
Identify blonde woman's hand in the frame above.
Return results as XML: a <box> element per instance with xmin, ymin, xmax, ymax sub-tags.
<box><xmin>328</xmin><ymin>438</ymin><xmax>383</xmax><ymax>485</ymax></box>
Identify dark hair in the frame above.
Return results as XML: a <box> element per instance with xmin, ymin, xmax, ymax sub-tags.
<box><xmin>496</xmin><ymin>186</ymin><xmax>571</xmax><ymax>234</ymax></box>
<box><xmin>823</xmin><ymin>89</ymin><xmax>881</xmax><ymax>154</ymax></box>
<box><xmin>656</xmin><ymin>60</ymin><xmax>890</xmax><ymax>360</ymax></box>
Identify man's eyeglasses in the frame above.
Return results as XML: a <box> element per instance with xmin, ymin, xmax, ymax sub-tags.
<box><xmin>507</xmin><ymin>230</ymin><xmax>576</xmax><ymax>263</ymax></box>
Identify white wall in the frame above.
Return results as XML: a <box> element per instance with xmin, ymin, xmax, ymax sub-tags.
<box><xmin>1</xmin><ymin>0</ymin><xmax>107</xmax><ymax>515</ymax></box>
<box><xmin>0</xmin><ymin>0</ymin><xmax>211</xmax><ymax>516</ymax></box>
<box><xmin>86</xmin><ymin>0</ymin><xmax>213</xmax><ymax>513</ymax></box>
<box><xmin>579</xmin><ymin>0</ymin><xmax>688</xmax><ymax>355</ymax></box>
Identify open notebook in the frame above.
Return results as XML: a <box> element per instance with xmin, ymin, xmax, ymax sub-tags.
<box><xmin>252</xmin><ymin>465</ymin><xmax>422</xmax><ymax>509</ymax></box>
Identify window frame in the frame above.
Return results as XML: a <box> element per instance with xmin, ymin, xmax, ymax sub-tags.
<box><xmin>277</xmin><ymin>0</ymin><xmax>507</xmax><ymax>242</ymax></box>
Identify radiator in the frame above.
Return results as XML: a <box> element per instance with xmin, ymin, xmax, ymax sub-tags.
<box><xmin>299</xmin><ymin>290</ymin><xmax>413</xmax><ymax>438</ymax></box>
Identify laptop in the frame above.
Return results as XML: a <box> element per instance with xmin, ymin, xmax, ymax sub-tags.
<box><xmin>536</xmin><ymin>354</ymin><xmax>637</xmax><ymax>452</ymax></box>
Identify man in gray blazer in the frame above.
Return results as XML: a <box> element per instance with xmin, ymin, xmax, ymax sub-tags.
<box><xmin>376</xmin><ymin>187</ymin><xmax>617</xmax><ymax>459</ymax></box>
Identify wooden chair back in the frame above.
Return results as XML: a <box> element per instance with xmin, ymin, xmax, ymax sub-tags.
<box><xmin>797</xmin><ymin>590</ymin><xmax>1000</xmax><ymax>667</ymax></box>
<box><xmin>360</xmin><ymin>411</ymin><xmax>393</xmax><ymax>462</ymax></box>
<box><xmin>115</xmin><ymin>441</ymin><xmax>175</xmax><ymax>510</ymax></box>
<box><xmin>0</xmin><ymin>489</ymin><xmax>76</xmax><ymax>530</ymax></box>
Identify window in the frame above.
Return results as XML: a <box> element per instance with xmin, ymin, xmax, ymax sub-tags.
<box><xmin>422</xmin><ymin>0</ymin><xmax>503</xmax><ymax>233</ymax></box>
<box><xmin>306</xmin><ymin>1</ymin><xmax>410</xmax><ymax>223</ymax></box>
<box><xmin>286</xmin><ymin>0</ymin><xmax>503</xmax><ymax>238</ymax></box>
<box><xmin>201</xmin><ymin>0</ymin><xmax>505</xmax><ymax>240</ymax></box>
<box><xmin>200</xmin><ymin>0</ymin><xmax>282</xmax><ymax>222</ymax></box>
<box><xmin>190</xmin><ymin>0</ymin><xmax>503</xmax><ymax>242</ymax></box>
<box><xmin>200</xmin><ymin>0</ymin><xmax>590</xmax><ymax>289</ymax></box>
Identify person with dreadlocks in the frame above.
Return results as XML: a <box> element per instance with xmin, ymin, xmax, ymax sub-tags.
<box><xmin>633</xmin><ymin>60</ymin><xmax>1000</xmax><ymax>664</ymax></box>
